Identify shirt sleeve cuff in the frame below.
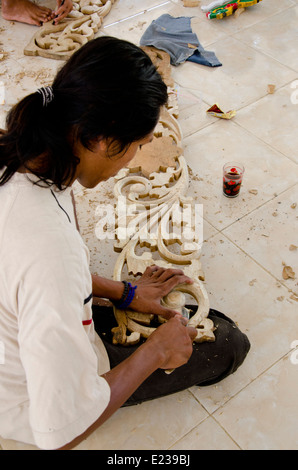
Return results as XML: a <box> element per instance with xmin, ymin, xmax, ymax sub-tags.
<box><xmin>32</xmin><ymin>377</ymin><xmax>111</xmax><ymax>450</ymax></box>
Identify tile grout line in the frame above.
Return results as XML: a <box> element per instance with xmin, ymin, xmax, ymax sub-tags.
<box><xmin>198</xmin><ymin>4</ymin><xmax>297</xmax><ymax>47</ymax></box>
<box><xmin>231</xmin><ymin>78</ymin><xmax>298</xmax><ymax>115</ymax></box>
<box><xmin>0</xmin><ymin>0</ymin><xmax>296</xmax><ymax>450</ymax></box>
<box><xmin>195</xmin><ymin>182</ymin><xmax>298</xmax><ymax>296</ymax></box>
<box><xmin>229</xmin><ymin>28</ymin><xmax>298</xmax><ymax>75</ymax></box>
<box><xmin>204</xmin><ymin>3</ymin><xmax>297</xmax><ymax>50</ymax></box>
<box><xmin>217</xmin><ymin>219</ymin><xmax>298</xmax><ymax>295</ymax></box>
<box><xmin>210</xmin><ymin>348</ymin><xmax>296</xmax><ymax>413</ymax></box>
<box><xmin>166</xmin><ymin>392</ymin><xmax>244</xmax><ymax>450</ymax></box>
<box><xmin>95</xmin><ymin>0</ymin><xmax>296</xmax><ymax>450</ymax></box>
<box><xmin>180</xmin><ymin>350</ymin><xmax>297</xmax><ymax>451</ymax></box>
<box><xmin>103</xmin><ymin>1</ymin><xmax>171</xmax><ymax>28</ymax></box>
<box><xmin>166</xmin><ymin>413</ymin><xmax>209</xmax><ymax>450</ymax></box>
<box><xmin>207</xmin><ymin>415</ymin><xmax>243</xmax><ymax>450</ymax></box>
<box><xmin>232</xmin><ymin>118</ymin><xmax>298</xmax><ymax>167</ymax></box>
<box><xmin>175</xmin><ymin>80</ymin><xmax>298</xmax><ymax>152</ymax></box>
<box><xmin>202</xmin><ymin>180</ymin><xmax>298</xmax><ymax>235</ymax></box>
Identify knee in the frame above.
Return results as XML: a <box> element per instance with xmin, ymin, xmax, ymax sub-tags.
<box><xmin>212</xmin><ymin>311</ymin><xmax>250</xmax><ymax>374</ymax></box>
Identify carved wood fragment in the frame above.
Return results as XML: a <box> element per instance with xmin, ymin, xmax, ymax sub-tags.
<box><xmin>110</xmin><ymin>48</ymin><xmax>215</xmax><ymax>346</ymax></box>
<box><xmin>24</xmin><ymin>0</ymin><xmax>115</xmax><ymax>60</ymax></box>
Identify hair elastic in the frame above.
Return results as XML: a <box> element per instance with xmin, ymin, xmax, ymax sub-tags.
<box><xmin>37</xmin><ymin>86</ymin><xmax>54</xmax><ymax>107</ymax></box>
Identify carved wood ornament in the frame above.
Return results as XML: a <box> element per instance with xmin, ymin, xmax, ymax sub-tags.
<box><xmin>40</xmin><ymin>3</ymin><xmax>217</xmax><ymax>347</ymax></box>
<box><xmin>24</xmin><ymin>0</ymin><xmax>116</xmax><ymax>60</ymax></box>
<box><xmin>111</xmin><ymin>46</ymin><xmax>215</xmax><ymax>347</ymax></box>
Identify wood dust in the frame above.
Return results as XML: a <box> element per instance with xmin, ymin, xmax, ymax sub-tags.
<box><xmin>13</xmin><ymin>68</ymin><xmax>54</xmax><ymax>86</ymax></box>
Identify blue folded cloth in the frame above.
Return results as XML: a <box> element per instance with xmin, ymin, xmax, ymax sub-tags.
<box><xmin>140</xmin><ymin>14</ymin><xmax>222</xmax><ymax>67</ymax></box>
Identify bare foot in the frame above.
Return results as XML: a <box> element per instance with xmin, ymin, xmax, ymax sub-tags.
<box><xmin>1</xmin><ymin>0</ymin><xmax>55</xmax><ymax>26</ymax></box>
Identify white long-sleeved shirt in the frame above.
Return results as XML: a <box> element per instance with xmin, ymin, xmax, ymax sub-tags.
<box><xmin>0</xmin><ymin>171</ymin><xmax>110</xmax><ymax>449</ymax></box>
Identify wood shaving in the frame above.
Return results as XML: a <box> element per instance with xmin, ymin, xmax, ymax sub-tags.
<box><xmin>183</xmin><ymin>0</ymin><xmax>199</xmax><ymax>6</ymax></box>
<box><xmin>282</xmin><ymin>265</ymin><xmax>296</xmax><ymax>280</ymax></box>
<box><xmin>14</xmin><ymin>68</ymin><xmax>55</xmax><ymax>86</ymax></box>
<box><xmin>0</xmin><ymin>48</ymin><xmax>9</xmax><ymax>61</ymax></box>
<box><xmin>234</xmin><ymin>7</ymin><xmax>245</xmax><ymax>18</ymax></box>
<box><xmin>289</xmin><ymin>245</ymin><xmax>298</xmax><ymax>251</ymax></box>
<box><xmin>249</xmin><ymin>189</ymin><xmax>258</xmax><ymax>195</ymax></box>
<box><xmin>290</xmin><ymin>294</ymin><xmax>298</xmax><ymax>302</ymax></box>
<box><xmin>267</xmin><ymin>84</ymin><xmax>276</xmax><ymax>94</ymax></box>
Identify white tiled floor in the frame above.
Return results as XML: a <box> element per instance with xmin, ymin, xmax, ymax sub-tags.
<box><xmin>0</xmin><ymin>0</ymin><xmax>298</xmax><ymax>451</ymax></box>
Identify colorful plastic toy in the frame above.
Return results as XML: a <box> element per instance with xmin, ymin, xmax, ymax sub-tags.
<box><xmin>205</xmin><ymin>0</ymin><xmax>262</xmax><ymax>20</ymax></box>
<box><xmin>207</xmin><ymin>2</ymin><xmax>237</xmax><ymax>19</ymax></box>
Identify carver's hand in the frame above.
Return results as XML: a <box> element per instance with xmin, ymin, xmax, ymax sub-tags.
<box><xmin>129</xmin><ymin>265</ymin><xmax>193</xmax><ymax>320</ymax></box>
<box><xmin>53</xmin><ymin>0</ymin><xmax>73</xmax><ymax>24</ymax></box>
<box><xmin>146</xmin><ymin>314</ymin><xmax>197</xmax><ymax>370</ymax></box>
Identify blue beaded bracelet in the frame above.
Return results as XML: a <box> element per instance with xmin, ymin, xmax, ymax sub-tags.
<box><xmin>113</xmin><ymin>282</ymin><xmax>137</xmax><ymax>310</ymax></box>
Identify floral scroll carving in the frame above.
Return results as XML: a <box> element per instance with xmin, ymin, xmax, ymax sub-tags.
<box><xmin>111</xmin><ymin>47</ymin><xmax>215</xmax><ymax>346</ymax></box>
<box><xmin>24</xmin><ymin>0</ymin><xmax>116</xmax><ymax>60</ymax></box>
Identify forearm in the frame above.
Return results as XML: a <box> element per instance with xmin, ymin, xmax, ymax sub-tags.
<box><xmin>59</xmin><ymin>339</ymin><xmax>165</xmax><ymax>449</ymax></box>
<box><xmin>91</xmin><ymin>274</ymin><xmax>124</xmax><ymax>301</ymax></box>
<box><xmin>102</xmin><ymin>340</ymin><xmax>165</xmax><ymax>415</ymax></box>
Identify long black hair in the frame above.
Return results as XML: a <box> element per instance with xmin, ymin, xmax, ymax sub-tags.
<box><xmin>0</xmin><ymin>36</ymin><xmax>168</xmax><ymax>189</ymax></box>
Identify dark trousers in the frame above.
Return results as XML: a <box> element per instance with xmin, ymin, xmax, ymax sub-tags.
<box><xmin>92</xmin><ymin>306</ymin><xmax>250</xmax><ymax>406</ymax></box>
